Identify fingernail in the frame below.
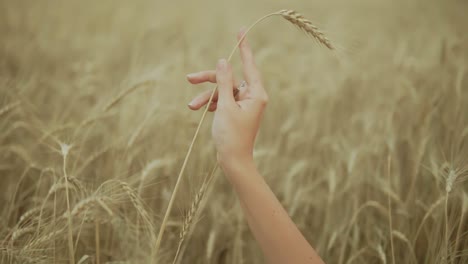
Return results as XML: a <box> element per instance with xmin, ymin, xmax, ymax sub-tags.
<box><xmin>188</xmin><ymin>97</ymin><xmax>198</xmax><ymax>106</ymax></box>
<box><xmin>188</xmin><ymin>102</ymin><xmax>194</xmax><ymax>108</ymax></box>
<box><xmin>186</xmin><ymin>73</ymin><xmax>196</xmax><ymax>79</ymax></box>
<box><xmin>218</xmin><ymin>59</ymin><xmax>227</xmax><ymax>69</ymax></box>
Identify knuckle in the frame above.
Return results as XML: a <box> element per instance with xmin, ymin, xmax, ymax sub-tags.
<box><xmin>209</xmin><ymin>74</ymin><xmax>217</xmax><ymax>83</ymax></box>
<box><xmin>258</xmin><ymin>94</ymin><xmax>269</xmax><ymax>105</ymax></box>
<box><xmin>216</xmin><ymin>74</ymin><xmax>225</xmax><ymax>84</ymax></box>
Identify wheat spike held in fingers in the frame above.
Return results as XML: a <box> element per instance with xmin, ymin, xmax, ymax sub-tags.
<box><xmin>279</xmin><ymin>9</ymin><xmax>334</xmax><ymax>50</ymax></box>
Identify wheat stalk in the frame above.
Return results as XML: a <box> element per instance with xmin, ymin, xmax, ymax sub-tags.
<box><xmin>454</xmin><ymin>192</ymin><xmax>467</xmax><ymax>258</ymax></box>
<box><xmin>0</xmin><ymin>101</ymin><xmax>20</xmax><ymax>118</ymax></box>
<box><xmin>36</xmin><ymin>176</ymin><xmax>84</xmax><ymax>238</ymax></box>
<box><xmin>387</xmin><ymin>156</ymin><xmax>396</xmax><ymax>264</ymax></box>
<box><xmin>278</xmin><ymin>10</ymin><xmax>334</xmax><ymax>50</ymax></box>
<box><xmin>387</xmin><ymin>155</ymin><xmax>395</xmax><ymax>264</ymax></box>
<box><xmin>75</xmin><ymin>144</ymin><xmax>114</xmax><ymax>176</ymax></box>
<box><xmin>154</xmin><ymin>9</ymin><xmax>333</xmax><ymax>257</ymax></box>
<box><xmin>59</xmin><ymin>143</ymin><xmax>75</xmax><ymax>264</ymax></box>
<box><xmin>113</xmin><ymin>181</ymin><xmax>157</xmax><ymax>254</ymax></box>
<box><xmin>445</xmin><ymin>168</ymin><xmax>458</xmax><ymax>263</ymax></box>
<box><xmin>339</xmin><ymin>201</ymin><xmax>388</xmax><ymax>264</ymax></box>
<box><xmin>413</xmin><ymin>196</ymin><xmax>445</xmax><ymax>245</ymax></box>
<box><xmin>103</xmin><ymin>80</ymin><xmax>157</xmax><ymax>112</ymax></box>
<box><xmin>95</xmin><ymin>219</ymin><xmax>101</xmax><ymax>264</ymax></box>
<box><xmin>172</xmin><ymin>166</ymin><xmax>216</xmax><ymax>264</ymax></box>
<box><xmin>63</xmin><ymin>196</ymin><xmax>113</xmax><ymax>219</ymax></box>
<box><xmin>77</xmin><ymin>255</ymin><xmax>91</xmax><ymax>264</ymax></box>
<box><xmin>391</xmin><ymin>230</ymin><xmax>418</xmax><ymax>264</ymax></box>
<box><xmin>346</xmin><ymin>247</ymin><xmax>369</xmax><ymax>264</ymax></box>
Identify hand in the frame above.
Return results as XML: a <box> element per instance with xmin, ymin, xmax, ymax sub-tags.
<box><xmin>186</xmin><ymin>29</ymin><xmax>268</xmax><ymax>171</ymax></box>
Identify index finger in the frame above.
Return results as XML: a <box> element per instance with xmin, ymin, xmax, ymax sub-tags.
<box><xmin>237</xmin><ymin>29</ymin><xmax>262</xmax><ymax>87</ymax></box>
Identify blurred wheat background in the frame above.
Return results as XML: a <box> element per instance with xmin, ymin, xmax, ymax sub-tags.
<box><xmin>1</xmin><ymin>0</ymin><xmax>468</xmax><ymax>263</ymax></box>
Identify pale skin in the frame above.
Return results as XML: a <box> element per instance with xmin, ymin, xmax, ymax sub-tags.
<box><xmin>186</xmin><ymin>29</ymin><xmax>325</xmax><ymax>264</ymax></box>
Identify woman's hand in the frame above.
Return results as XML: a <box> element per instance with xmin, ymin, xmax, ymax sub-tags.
<box><xmin>186</xmin><ymin>29</ymin><xmax>268</xmax><ymax>171</ymax></box>
<box><xmin>186</xmin><ymin>29</ymin><xmax>324</xmax><ymax>264</ymax></box>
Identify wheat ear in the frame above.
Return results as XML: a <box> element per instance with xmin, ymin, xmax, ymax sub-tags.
<box><xmin>172</xmin><ymin>165</ymin><xmax>217</xmax><ymax>264</ymax></box>
<box><xmin>278</xmin><ymin>10</ymin><xmax>333</xmax><ymax>50</ymax></box>
<box><xmin>11</xmin><ymin>227</ymin><xmax>36</xmax><ymax>243</ymax></box>
<box><xmin>172</xmin><ymin>187</ymin><xmax>206</xmax><ymax>264</ymax></box>
<box><xmin>154</xmin><ymin>10</ymin><xmax>333</xmax><ymax>257</ymax></box>
<box><xmin>445</xmin><ymin>169</ymin><xmax>457</xmax><ymax>262</ymax></box>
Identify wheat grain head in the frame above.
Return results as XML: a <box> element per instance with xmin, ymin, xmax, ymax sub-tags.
<box><xmin>278</xmin><ymin>9</ymin><xmax>333</xmax><ymax>50</ymax></box>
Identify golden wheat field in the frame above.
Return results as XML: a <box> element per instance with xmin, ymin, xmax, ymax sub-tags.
<box><xmin>1</xmin><ymin>0</ymin><xmax>468</xmax><ymax>263</ymax></box>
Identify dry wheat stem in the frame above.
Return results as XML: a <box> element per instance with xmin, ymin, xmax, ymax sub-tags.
<box><xmin>95</xmin><ymin>219</ymin><xmax>100</xmax><ymax>264</ymax></box>
<box><xmin>345</xmin><ymin>247</ymin><xmax>369</xmax><ymax>264</ymax></box>
<box><xmin>61</xmin><ymin>144</ymin><xmax>75</xmax><ymax>264</ymax></box>
<box><xmin>413</xmin><ymin>196</ymin><xmax>445</xmax><ymax>246</ymax></box>
<box><xmin>64</xmin><ymin>196</ymin><xmax>113</xmax><ymax>219</ymax></box>
<box><xmin>0</xmin><ymin>101</ymin><xmax>20</xmax><ymax>118</ymax></box>
<box><xmin>454</xmin><ymin>193</ymin><xmax>467</xmax><ymax>258</ymax></box>
<box><xmin>153</xmin><ymin>9</ymin><xmax>333</xmax><ymax>258</ymax></box>
<box><xmin>391</xmin><ymin>230</ymin><xmax>418</xmax><ymax>264</ymax></box>
<box><xmin>338</xmin><ymin>201</ymin><xmax>388</xmax><ymax>264</ymax></box>
<box><xmin>387</xmin><ymin>156</ymin><xmax>395</xmax><ymax>264</ymax></box>
<box><xmin>77</xmin><ymin>255</ymin><xmax>90</xmax><ymax>264</ymax></box>
<box><xmin>73</xmin><ymin>208</ymin><xmax>92</xmax><ymax>251</ymax></box>
<box><xmin>103</xmin><ymin>80</ymin><xmax>157</xmax><ymax>112</ymax></box>
<box><xmin>36</xmin><ymin>177</ymin><xmax>83</xmax><ymax>236</ymax></box>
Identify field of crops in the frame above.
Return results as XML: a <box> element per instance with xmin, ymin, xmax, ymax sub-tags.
<box><xmin>1</xmin><ymin>0</ymin><xmax>467</xmax><ymax>263</ymax></box>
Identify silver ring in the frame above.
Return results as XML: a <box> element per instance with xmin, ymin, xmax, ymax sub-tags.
<box><xmin>239</xmin><ymin>80</ymin><xmax>247</xmax><ymax>88</ymax></box>
<box><xmin>233</xmin><ymin>80</ymin><xmax>247</xmax><ymax>97</ymax></box>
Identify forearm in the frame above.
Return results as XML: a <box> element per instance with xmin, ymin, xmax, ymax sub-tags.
<box><xmin>221</xmin><ymin>159</ymin><xmax>324</xmax><ymax>264</ymax></box>
<box><xmin>187</xmin><ymin>29</ymin><xmax>322</xmax><ymax>263</ymax></box>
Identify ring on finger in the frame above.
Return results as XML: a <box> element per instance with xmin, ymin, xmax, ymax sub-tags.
<box><xmin>239</xmin><ymin>80</ymin><xmax>247</xmax><ymax>89</ymax></box>
<box><xmin>234</xmin><ymin>80</ymin><xmax>247</xmax><ymax>98</ymax></box>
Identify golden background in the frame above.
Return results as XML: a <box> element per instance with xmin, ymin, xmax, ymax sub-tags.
<box><xmin>1</xmin><ymin>0</ymin><xmax>467</xmax><ymax>263</ymax></box>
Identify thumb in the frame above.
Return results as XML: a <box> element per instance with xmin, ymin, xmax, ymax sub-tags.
<box><xmin>216</xmin><ymin>59</ymin><xmax>235</xmax><ymax>106</ymax></box>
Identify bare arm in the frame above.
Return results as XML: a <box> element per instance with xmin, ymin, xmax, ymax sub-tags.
<box><xmin>186</xmin><ymin>29</ymin><xmax>324</xmax><ymax>264</ymax></box>
<box><xmin>223</xmin><ymin>160</ymin><xmax>324</xmax><ymax>264</ymax></box>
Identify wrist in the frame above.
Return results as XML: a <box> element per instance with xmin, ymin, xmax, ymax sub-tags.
<box><xmin>218</xmin><ymin>153</ymin><xmax>256</xmax><ymax>176</ymax></box>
